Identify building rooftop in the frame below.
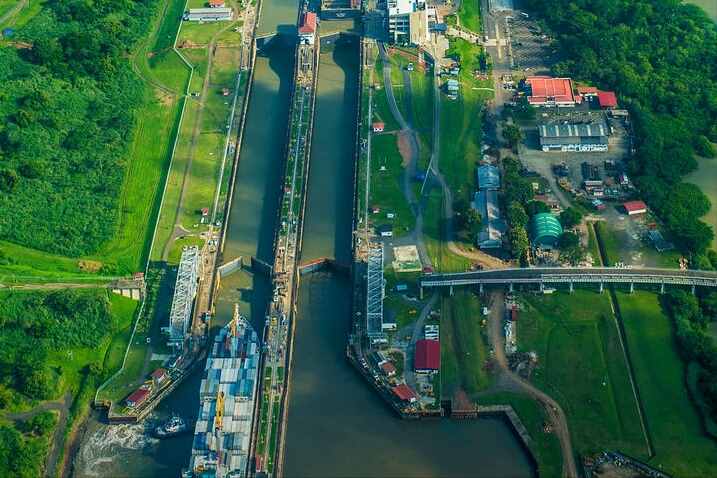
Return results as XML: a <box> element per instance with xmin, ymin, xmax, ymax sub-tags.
<box><xmin>623</xmin><ymin>200</ymin><xmax>647</xmax><ymax>213</ymax></box>
<box><xmin>126</xmin><ymin>388</ymin><xmax>150</xmax><ymax>405</ymax></box>
<box><xmin>539</xmin><ymin>122</ymin><xmax>608</xmax><ymax>139</ymax></box>
<box><xmin>530</xmin><ymin>213</ymin><xmax>563</xmax><ymax>247</ymax></box>
<box><xmin>526</xmin><ymin>76</ymin><xmax>576</xmax><ymax>105</ymax></box>
<box><xmin>299</xmin><ymin>12</ymin><xmax>317</xmax><ymax>34</ymax></box>
<box><xmin>597</xmin><ymin>90</ymin><xmax>618</xmax><ymax>108</ymax></box>
<box><xmin>477</xmin><ymin>165</ymin><xmax>500</xmax><ymax>190</ymax></box>
<box><xmin>151</xmin><ymin>368</ymin><xmax>168</xmax><ymax>379</ymax></box>
<box><xmin>415</xmin><ymin>339</ymin><xmax>440</xmax><ymax>370</ymax></box>
<box><xmin>392</xmin><ymin>383</ymin><xmax>417</xmax><ymax>401</ymax></box>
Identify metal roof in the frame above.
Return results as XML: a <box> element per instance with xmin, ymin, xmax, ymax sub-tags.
<box><xmin>530</xmin><ymin>213</ymin><xmax>563</xmax><ymax>247</ymax></box>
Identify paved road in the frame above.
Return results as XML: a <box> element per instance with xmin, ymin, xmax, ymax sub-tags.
<box><xmin>487</xmin><ymin>291</ymin><xmax>577</xmax><ymax>478</ymax></box>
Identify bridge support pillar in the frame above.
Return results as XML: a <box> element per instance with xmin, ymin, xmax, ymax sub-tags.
<box><xmin>539</xmin><ymin>282</ymin><xmax>544</xmax><ymax>293</ymax></box>
<box><xmin>599</xmin><ymin>282</ymin><xmax>604</xmax><ymax>294</ymax></box>
<box><xmin>479</xmin><ymin>283</ymin><xmax>484</xmax><ymax>294</ymax></box>
<box><xmin>691</xmin><ymin>285</ymin><xmax>696</xmax><ymax>295</ymax></box>
<box><xmin>419</xmin><ymin>286</ymin><xmax>424</xmax><ymax>300</ymax></box>
<box><xmin>508</xmin><ymin>282</ymin><xmax>514</xmax><ymax>293</ymax></box>
<box><xmin>660</xmin><ymin>283</ymin><xmax>665</xmax><ymax>294</ymax></box>
<box><xmin>449</xmin><ymin>285</ymin><xmax>454</xmax><ymax>296</ymax></box>
<box><xmin>629</xmin><ymin>282</ymin><xmax>634</xmax><ymax>294</ymax></box>
<box><xmin>569</xmin><ymin>282</ymin><xmax>574</xmax><ymax>293</ymax></box>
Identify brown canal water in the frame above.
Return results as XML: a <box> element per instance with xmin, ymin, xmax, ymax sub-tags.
<box><xmin>283</xmin><ymin>37</ymin><xmax>536</xmax><ymax>478</ymax></box>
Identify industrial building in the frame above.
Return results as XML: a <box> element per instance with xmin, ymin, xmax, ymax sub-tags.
<box><xmin>473</xmin><ymin>165</ymin><xmax>505</xmax><ymax>249</ymax></box>
<box><xmin>167</xmin><ymin>246</ymin><xmax>200</xmax><ymax>347</ymax></box>
<box><xmin>526</xmin><ymin>76</ymin><xmax>577</xmax><ymax>107</ymax></box>
<box><xmin>387</xmin><ymin>0</ymin><xmax>427</xmax><ymax>43</ymax></box>
<box><xmin>538</xmin><ymin>120</ymin><xmax>609</xmax><ymax>152</ymax></box>
<box><xmin>184</xmin><ymin>7</ymin><xmax>233</xmax><ymax>22</ymax></box>
<box><xmin>530</xmin><ymin>213</ymin><xmax>563</xmax><ymax>249</ymax></box>
<box><xmin>414</xmin><ymin>339</ymin><xmax>440</xmax><ymax>373</ymax></box>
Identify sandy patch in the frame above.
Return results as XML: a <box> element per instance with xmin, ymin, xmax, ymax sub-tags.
<box><xmin>396</xmin><ymin>131</ymin><xmax>412</xmax><ymax>167</ymax></box>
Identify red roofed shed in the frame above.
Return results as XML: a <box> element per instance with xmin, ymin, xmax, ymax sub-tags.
<box><xmin>415</xmin><ymin>339</ymin><xmax>440</xmax><ymax>372</ymax></box>
<box><xmin>126</xmin><ymin>388</ymin><xmax>150</xmax><ymax>408</ymax></box>
<box><xmin>208</xmin><ymin>0</ymin><xmax>225</xmax><ymax>7</ymax></box>
<box><xmin>597</xmin><ymin>90</ymin><xmax>618</xmax><ymax>108</ymax></box>
<box><xmin>392</xmin><ymin>384</ymin><xmax>417</xmax><ymax>402</ymax></box>
<box><xmin>372</xmin><ymin>122</ymin><xmax>385</xmax><ymax>133</ymax></box>
<box><xmin>623</xmin><ymin>200</ymin><xmax>647</xmax><ymax>216</ymax></box>
<box><xmin>298</xmin><ymin>12</ymin><xmax>317</xmax><ymax>35</ymax></box>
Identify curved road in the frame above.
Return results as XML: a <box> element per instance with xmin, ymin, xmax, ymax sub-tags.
<box><xmin>487</xmin><ymin>291</ymin><xmax>578</xmax><ymax>478</ymax></box>
<box><xmin>379</xmin><ymin>43</ymin><xmax>505</xmax><ymax>269</ymax></box>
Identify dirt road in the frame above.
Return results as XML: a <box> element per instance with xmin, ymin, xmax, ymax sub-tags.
<box><xmin>487</xmin><ymin>290</ymin><xmax>578</xmax><ymax>478</ymax></box>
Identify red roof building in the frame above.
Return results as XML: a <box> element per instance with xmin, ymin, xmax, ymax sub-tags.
<box><xmin>372</xmin><ymin>122</ymin><xmax>385</xmax><ymax>132</ymax></box>
<box><xmin>380</xmin><ymin>362</ymin><xmax>396</xmax><ymax>377</ymax></box>
<box><xmin>623</xmin><ymin>200</ymin><xmax>647</xmax><ymax>215</ymax></box>
<box><xmin>526</xmin><ymin>76</ymin><xmax>576</xmax><ymax>107</ymax></box>
<box><xmin>208</xmin><ymin>0</ymin><xmax>225</xmax><ymax>6</ymax></box>
<box><xmin>298</xmin><ymin>12</ymin><xmax>317</xmax><ymax>35</ymax></box>
<box><xmin>597</xmin><ymin>90</ymin><xmax>618</xmax><ymax>108</ymax></box>
<box><xmin>414</xmin><ymin>339</ymin><xmax>440</xmax><ymax>372</ymax></box>
<box><xmin>577</xmin><ymin>86</ymin><xmax>598</xmax><ymax>97</ymax></box>
<box><xmin>151</xmin><ymin>368</ymin><xmax>169</xmax><ymax>385</ymax></box>
<box><xmin>392</xmin><ymin>384</ymin><xmax>417</xmax><ymax>402</ymax></box>
<box><xmin>126</xmin><ymin>388</ymin><xmax>150</xmax><ymax>408</ymax></box>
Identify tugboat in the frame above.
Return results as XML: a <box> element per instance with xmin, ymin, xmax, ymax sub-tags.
<box><xmin>153</xmin><ymin>415</ymin><xmax>188</xmax><ymax>438</ymax></box>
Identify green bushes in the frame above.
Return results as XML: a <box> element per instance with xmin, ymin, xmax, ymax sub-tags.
<box><xmin>525</xmin><ymin>0</ymin><xmax>717</xmax><ymax>255</ymax></box>
<box><xmin>662</xmin><ymin>290</ymin><xmax>717</xmax><ymax>425</ymax></box>
<box><xmin>0</xmin><ymin>0</ymin><xmax>161</xmax><ymax>257</ymax></box>
<box><xmin>0</xmin><ymin>290</ymin><xmax>119</xmax><ymax>400</ymax></box>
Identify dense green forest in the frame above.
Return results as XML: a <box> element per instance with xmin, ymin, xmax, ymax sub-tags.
<box><xmin>0</xmin><ymin>411</ymin><xmax>56</xmax><ymax>478</ymax></box>
<box><xmin>0</xmin><ymin>0</ymin><xmax>158</xmax><ymax>256</ymax></box>
<box><xmin>525</xmin><ymin>0</ymin><xmax>717</xmax><ymax>257</ymax></box>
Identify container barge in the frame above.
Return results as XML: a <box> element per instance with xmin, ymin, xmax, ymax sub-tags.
<box><xmin>184</xmin><ymin>305</ymin><xmax>260</xmax><ymax>478</ymax></box>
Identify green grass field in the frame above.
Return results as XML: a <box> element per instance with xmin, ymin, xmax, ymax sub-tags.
<box><xmin>372</xmin><ymin>58</ymin><xmax>401</xmax><ymax>132</ymax></box>
<box><xmin>368</xmin><ymin>134</ymin><xmax>415</xmax><ymax>237</ymax></box>
<box><xmin>519</xmin><ymin>290</ymin><xmax>647</xmax><ymax>458</ymax></box>
<box><xmin>594</xmin><ymin>221</ymin><xmax>681</xmax><ymax>268</ymax></box>
<box><xmin>423</xmin><ymin>188</ymin><xmax>472</xmax><ymax>272</ymax></box>
<box><xmin>440</xmin><ymin>290</ymin><xmax>492</xmax><ymax>401</ymax></box>
<box><xmin>617</xmin><ymin>291</ymin><xmax>717</xmax><ymax>476</ymax></box>
<box><xmin>455</xmin><ymin>0</ymin><xmax>482</xmax><ymax>33</ymax></box>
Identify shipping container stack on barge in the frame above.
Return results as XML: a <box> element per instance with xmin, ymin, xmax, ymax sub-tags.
<box><xmin>184</xmin><ymin>305</ymin><xmax>260</xmax><ymax>478</ymax></box>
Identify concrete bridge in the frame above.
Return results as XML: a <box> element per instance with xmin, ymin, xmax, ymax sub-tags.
<box><xmin>419</xmin><ymin>267</ymin><xmax>717</xmax><ymax>296</ymax></box>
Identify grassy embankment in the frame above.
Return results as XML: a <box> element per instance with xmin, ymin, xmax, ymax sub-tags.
<box><xmin>519</xmin><ymin>290</ymin><xmax>647</xmax><ymax>458</ymax></box>
<box><xmin>440</xmin><ymin>289</ymin><xmax>492</xmax><ymax>401</ymax></box>
<box><xmin>151</xmin><ymin>1</ymin><xmax>244</xmax><ymax>263</ymax></box>
<box><xmin>616</xmin><ymin>291</ymin><xmax>717</xmax><ymax>476</ymax></box>
<box><xmin>0</xmin><ymin>0</ymin><xmax>191</xmax><ymax>280</ymax></box>
<box><xmin>447</xmin><ymin>0</ymin><xmax>482</xmax><ymax>33</ymax></box>
<box><xmin>367</xmin><ymin>50</ymin><xmax>415</xmax><ymax>238</ymax></box>
<box><xmin>424</xmin><ymin>39</ymin><xmax>492</xmax><ymax>272</ymax></box>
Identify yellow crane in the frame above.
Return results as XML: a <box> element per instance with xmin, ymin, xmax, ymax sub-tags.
<box><xmin>214</xmin><ymin>390</ymin><xmax>225</xmax><ymax>431</ymax></box>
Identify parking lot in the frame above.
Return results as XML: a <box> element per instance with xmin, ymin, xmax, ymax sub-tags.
<box><xmin>507</xmin><ymin>15</ymin><xmax>555</xmax><ymax>73</ymax></box>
